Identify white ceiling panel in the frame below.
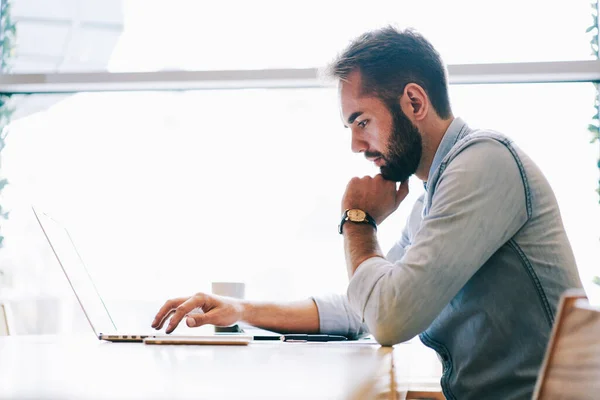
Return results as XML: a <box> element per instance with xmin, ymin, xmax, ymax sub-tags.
<box><xmin>60</xmin><ymin>27</ymin><xmax>122</xmax><ymax>70</ymax></box>
<box><xmin>80</xmin><ymin>0</ymin><xmax>124</xmax><ymax>25</ymax></box>
<box><xmin>14</xmin><ymin>21</ymin><xmax>70</xmax><ymax>58</ymax></box>
<box><xmin>9</xmin><ymin>57</ymin><xmax>60</xmax><ymax>73</ymax></box>
<box><xmin>12</xmin><ymin>0</ymin><xmax>74</xmax><ymax>21</ymax></box>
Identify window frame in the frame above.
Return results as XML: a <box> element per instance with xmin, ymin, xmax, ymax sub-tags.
<box><xmin>0</xmin><ymin>60</ymin><xmax>599</xmax><ymax>93</ymax></box>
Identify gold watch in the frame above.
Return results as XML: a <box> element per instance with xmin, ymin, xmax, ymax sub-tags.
<box><xmin>338</xmin><ymin>209</ymin><xmax>377</xmax><ymax>234</ymax></box>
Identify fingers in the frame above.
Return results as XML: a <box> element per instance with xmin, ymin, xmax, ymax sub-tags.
<box><xmin>165</xmin><ymin>295</ymin><xmax>208</xmax><ymax>334</ymax></box>
<box><xmin>151</xmin><ymin>297</ymin><xmax>189</xmax><ymax>329</ymax></box>
<box><xmin>396</xmin><ymin>179</ymin><xmax>410</xmax><ymax>205</ymax></box>
<box><xmin>185</xmin><ymin>311</ymin><xmax>212</xmax><ymax>328</ymax></box>
<box><xmin>154</xmin><ymin>309</ymin><xmax>175</xmax><ymax>331</ymax></box>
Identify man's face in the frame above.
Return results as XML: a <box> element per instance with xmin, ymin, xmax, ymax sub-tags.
<box><xmin>340</xmin><ymin>71</ymin><xmax>422</xmax><ymax>182</ymax></box>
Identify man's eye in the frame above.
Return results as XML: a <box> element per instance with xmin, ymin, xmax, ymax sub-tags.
<box><xmin>357</xmin><ymin>120</ymin><xmax>368</xmax><ymax>128</ymax></box>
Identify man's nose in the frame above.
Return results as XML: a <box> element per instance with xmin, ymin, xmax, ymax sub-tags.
<box><xmin>351</xmin><ymin>131</ymin><xmax>368</xmax><ymax>154</ymax></box>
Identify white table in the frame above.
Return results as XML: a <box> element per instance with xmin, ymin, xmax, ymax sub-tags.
<box><xmin>0</xmin><ymin>334</ymin><xmax>442</xmax><ymax>399</ymax></box>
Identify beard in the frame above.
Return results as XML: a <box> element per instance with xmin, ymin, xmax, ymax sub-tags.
<box><xmin>372</xmin><ymin>100</ymin><xmax>423</xmax><ymax>182</ymax></box>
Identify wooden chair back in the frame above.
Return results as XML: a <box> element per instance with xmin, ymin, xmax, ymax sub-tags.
<box><xmin>532</xmin><ymin>288</ymin><xmax>600</xmax><ymax>399</ymax></box>
<box><xmin>0</xmin><ymin>303</ymin><xmax>10</xmax><ymax>335</ymax></box>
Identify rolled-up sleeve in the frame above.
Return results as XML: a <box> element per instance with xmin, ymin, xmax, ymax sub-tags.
<box><xmin>386</xmin><ymin>194</ymin><xmax>424</xmax><ymax>262</ymax></box>
<box><xmin>311</xmin><ymin>293</ymin><xmax>369</xmax><ymax>339</ymax></box>
<box><xmin>347</xmin><ymin>139</ymin><xmax>529</xmax><ymax>346</ymax></box>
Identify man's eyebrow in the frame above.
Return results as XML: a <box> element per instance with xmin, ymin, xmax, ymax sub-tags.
<box><xmin>344</xmin><ymin>111</ymin><xmax>363</xmax><ymax>128</ymax></box>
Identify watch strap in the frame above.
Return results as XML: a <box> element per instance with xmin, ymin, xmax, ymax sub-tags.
<box><xmin>338</xmin><ymin>209</ymin><xmax>377</xmax><ymax>234</ymax></box>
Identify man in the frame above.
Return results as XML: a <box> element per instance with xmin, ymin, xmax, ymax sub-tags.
<box><xmin>151</xmin><ymin>27</ymin><xmax>583</xmax><ymax>399</ymax></box>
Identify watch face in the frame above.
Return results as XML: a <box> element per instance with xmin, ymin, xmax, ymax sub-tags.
<box><xmin>348</xmin><ymin>209</ymin><xmax>366</xmax><ymax>222</ymax></box>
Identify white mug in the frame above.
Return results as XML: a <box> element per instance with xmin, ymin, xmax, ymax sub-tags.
<box><xmin>211</xmin><ymin>282</ymin><xmax>245</xmax><ymax>299</ymax></box>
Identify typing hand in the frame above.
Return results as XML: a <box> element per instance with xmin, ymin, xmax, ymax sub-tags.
<box><xmin>151</xmin><ymin>293</ymin><xmax>244</xmax><ymax>334</ymax></box>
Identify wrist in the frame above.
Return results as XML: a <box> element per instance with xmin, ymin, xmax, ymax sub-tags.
<box><xmin>340</xmin><ymin>219</ymin><xmax>377</xmax><ymax>238</ymax></box>
<box><xmin>341</xmin><ymin>221</ymin><xmax>376</xmax><ymax>235</ymax></box>
<box><xmin>239</xmin><ymin>299</ymin><xmax>252</xmax><ymax>323</ymax></box>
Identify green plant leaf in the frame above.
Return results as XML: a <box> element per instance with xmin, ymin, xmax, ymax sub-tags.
<box><xmin>0</xmin><ymin>178</ymin><xmax>8</xmax><ymax>190</ymax></box>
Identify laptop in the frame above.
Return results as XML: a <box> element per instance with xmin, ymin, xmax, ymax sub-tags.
<box><xmin>32</xmin><ymin>207</ymin><xmax>281</xmax><ymax>343</ymax></box>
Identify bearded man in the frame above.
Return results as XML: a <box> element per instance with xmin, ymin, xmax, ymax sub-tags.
<box><xmin>152</xmin><ymin>27</ymin><xmax>583</xmax><ymax>400</ymax></box>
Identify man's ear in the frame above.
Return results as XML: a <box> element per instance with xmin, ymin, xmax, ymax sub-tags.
<box><xmin>402</xmin><ymin>83</ymin><xmax>428</xmax><ymax>121</ymax></box>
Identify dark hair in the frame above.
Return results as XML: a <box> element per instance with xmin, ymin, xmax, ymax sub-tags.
<box><xmin>327</xmin><ymin>26</ymin><xmax>452</xmax><ymax>119</ymax></box>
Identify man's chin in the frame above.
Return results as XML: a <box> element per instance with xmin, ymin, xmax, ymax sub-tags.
<box><xmin>380</xmin><ymin>167</ymin><xmax>412</xmax><ymax>182</ymax></box>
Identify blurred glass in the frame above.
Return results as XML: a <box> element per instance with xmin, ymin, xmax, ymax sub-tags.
<box><xmin>8</xmin><ymin>0</ymin><xmax>596</xmax><ymax>73</ymax></box>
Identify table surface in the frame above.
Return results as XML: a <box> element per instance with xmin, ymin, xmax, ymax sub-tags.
<box><xmin>0</xmin><ymin>334</ymin><xmax>442</xmax><ymax>400</ymax></box>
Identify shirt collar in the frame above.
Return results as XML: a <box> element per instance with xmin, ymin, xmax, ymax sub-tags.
<box><xmin>424</xmin><ymin>117</ymin><xmax>468</xmax><ymax>190</ymax></box>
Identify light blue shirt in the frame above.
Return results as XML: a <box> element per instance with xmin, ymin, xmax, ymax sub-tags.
<box><xmin>313</xmin><ymin>117</ymin><xmax>583</xmax><ymax>400</ymax></box>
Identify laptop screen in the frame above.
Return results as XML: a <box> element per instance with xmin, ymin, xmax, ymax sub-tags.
<box><xmin>33</xmin><ymin>208</ymin><xmax>117</xmax><ymax>336</ymax></box>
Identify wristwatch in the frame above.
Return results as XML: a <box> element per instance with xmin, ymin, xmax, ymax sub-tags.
<box><xmin>338</xmin><ymin>209</ymin><xmax>377</xmax><ymax>234</ymax></box>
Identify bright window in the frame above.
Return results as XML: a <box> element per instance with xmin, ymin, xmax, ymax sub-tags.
<box><xmin>2</xmin><ymin>84</ymin><xmax>598</xmax><ymax>307</ymax></box>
